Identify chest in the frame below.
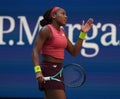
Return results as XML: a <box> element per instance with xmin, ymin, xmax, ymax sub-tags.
<box><xmin>51</xmin><ymin>31</ymin><xmax>67</xmax><ymax>48</ymax></box>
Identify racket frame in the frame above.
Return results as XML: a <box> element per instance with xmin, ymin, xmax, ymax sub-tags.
<box><xmin>44</xmin><ymin>63</ymin><xmax>86</xmax><ymax>87</ymax></box>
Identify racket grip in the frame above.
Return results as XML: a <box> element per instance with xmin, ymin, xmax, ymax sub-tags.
<box><xmin>44</xmin><ymin>77</ymin><xmax>50</xmax><ymax>81</ymax></box>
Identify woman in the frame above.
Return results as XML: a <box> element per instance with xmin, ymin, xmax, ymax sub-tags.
<box><xmin>32</xmin><ymin>6</ymin><xmax>93</xmax><ymax>99</ymax></box>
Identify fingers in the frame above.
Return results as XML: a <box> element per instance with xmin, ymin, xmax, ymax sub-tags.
<box><xmin>89</xmin><ymin>18</ymin><xmax>94</xmax><ymax>22</ymax></box>
<box><xmin>36</xmin><ymin>72</ymin><xmax>45</xmax><ymax>83</ymax></box>
<box><xmin>82</xmin><ymin>20</ymin><xmax>85</xmax><ymax>26</ymax></box>
<box><xmin>38</xmin><ymin>76</ymin><xmax>45</xmax><ymax>83</ymax></box>
<box><xmin>87</xmin><ymin>18</ymin><xmax>94</xmax><ymax>25</ymax></box>
<box><xmin>81</xmin><ymin>18</ymin><xmax>94</xmax><ymax>33</ymax></box>
<box><xmin>82</xmin><ymin>18</ymin><xmax>94</xmax><ymax>27</ymax></box>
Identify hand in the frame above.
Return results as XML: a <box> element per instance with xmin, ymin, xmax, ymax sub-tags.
<box><xmin>36</xmin><ymin>72</ymin><xmax>45</xmax><ymax>83</ymax></box>
<box><xmin>81</xmin><ymin>18</ymin><xmax>94</xmax><ymax>33</ymax></box>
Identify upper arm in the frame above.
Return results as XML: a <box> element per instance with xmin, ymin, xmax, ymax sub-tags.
<box><xmin>33</xmin><ymin>26</ymin><xmax>51</xmax><ymax>53</ymax></box>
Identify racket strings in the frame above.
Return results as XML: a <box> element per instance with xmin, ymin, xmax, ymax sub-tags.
<box><xmin>63</xmin><ymin>64</ymin><xmax>86</xmax><ymax>87</ymax></box>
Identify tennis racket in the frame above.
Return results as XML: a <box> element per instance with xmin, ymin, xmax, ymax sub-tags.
<box><xmin>44</xmin><ymin>63</ymin><xmax>86</xmax><ymax>88</ymax></box>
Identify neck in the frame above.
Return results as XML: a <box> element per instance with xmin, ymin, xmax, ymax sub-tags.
<box><xmin>51</xmin><ymin>22</ymin><xmax>60</xmax><ymax>31</ymax></box>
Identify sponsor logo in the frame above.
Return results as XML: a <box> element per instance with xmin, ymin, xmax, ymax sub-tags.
<box><xmin>0</xmin><ymin>16</ymin><xmax>119</xmax><ymax>57</ymax></box>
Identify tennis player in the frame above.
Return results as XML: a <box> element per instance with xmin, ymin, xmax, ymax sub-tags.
<box><xmin>32</xmin><ymin>6</ymin><xmax>93</xmax><ymax>99</ymax></box>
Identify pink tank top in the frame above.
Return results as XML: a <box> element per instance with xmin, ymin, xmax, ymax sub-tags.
<box><xmin>41</xmin><ymin>24</ymin><xmax>67</xmax><ymax>59</ymax></box>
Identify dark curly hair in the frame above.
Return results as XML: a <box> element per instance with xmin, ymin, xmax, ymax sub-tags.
<box><xmin>40</xmin><ymin>7</ymin><xmax>53</xmax><ymax>27</ymax></box>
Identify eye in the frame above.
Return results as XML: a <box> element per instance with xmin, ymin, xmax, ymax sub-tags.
<box><xmin>62</xmin><ymin>12</ymin><xmax>66</xmax><ymax>15</ymax></box>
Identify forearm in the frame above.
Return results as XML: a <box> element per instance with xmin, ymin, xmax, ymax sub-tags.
<box><xmin>67</xmin><ymin>31</ymin><xmax>86</xmax><ymax>56</ymax></box>
<box><xmin>32</xmin><ymin>49</ymin><xmax>40</xmax><ymax>66</ymax></box>
<box><xmin>67</xmin><ymin>39</ymin><xmax>83</xmax><ymax>56</ymax></box>
<box><xmin>32</xmin><ymin>49</ymin><xmax>43</xmax><ymax>80</ymax></box>
<box><xmin>73</xmin><ymin>39</ymin><xmax>84</xmax><ymax>55</ymax></box>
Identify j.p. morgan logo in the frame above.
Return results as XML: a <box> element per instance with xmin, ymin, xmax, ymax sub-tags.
<box><xmin>0</xmin><ymin>16</ymin><xmax>120</xmax><ymax>57</ymax></box>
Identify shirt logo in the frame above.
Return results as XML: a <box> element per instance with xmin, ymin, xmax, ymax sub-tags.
<box><xmin>62</xmin><ymin>34</ymin><xmax>65</xmax><ymax>36</ymax></box>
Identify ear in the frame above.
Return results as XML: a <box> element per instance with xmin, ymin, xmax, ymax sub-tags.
<box><xmin>52</xmin><ymin>14</ymin><xmax>57</xmax><ymax>19</ymax></box>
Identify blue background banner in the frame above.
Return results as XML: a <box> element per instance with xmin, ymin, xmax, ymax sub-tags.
<box><xmin>0</xmin><ymin>0</ymin><xmax>120</xmax><ymax>99</ymax></box>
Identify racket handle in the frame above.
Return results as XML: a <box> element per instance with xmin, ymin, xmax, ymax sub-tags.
<box><xmin>44</xmin><ymin>77</ymin><xmax>50</xmax><ymax>81</ymax></box>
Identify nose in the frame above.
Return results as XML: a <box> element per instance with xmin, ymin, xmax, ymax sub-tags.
<box><xmin>65</xmin><ymin>15</ymin><xmax>67</xmax><ymax>19</ymax></box>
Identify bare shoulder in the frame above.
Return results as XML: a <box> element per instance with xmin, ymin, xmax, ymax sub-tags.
<box><xmin>40</xmin><ymin>25</ymin><xmax>51</xmax><ymax>34</ymax></box>
<box><xmin>39</xmin><ymin>25</ymin><xmax>51</xmax><ymax>39</ymax></box>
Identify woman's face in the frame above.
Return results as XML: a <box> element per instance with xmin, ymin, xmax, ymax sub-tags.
<box><xmin>55</xmin><ymin>8</ymin><xmax>67</xmax><ymax>26</ymax></box>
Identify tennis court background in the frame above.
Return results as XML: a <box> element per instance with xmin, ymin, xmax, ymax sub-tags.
<box><xmin>0</xmin><ymin>0</ymin><xmax>120</xmax><ymax>99</ymax></box>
